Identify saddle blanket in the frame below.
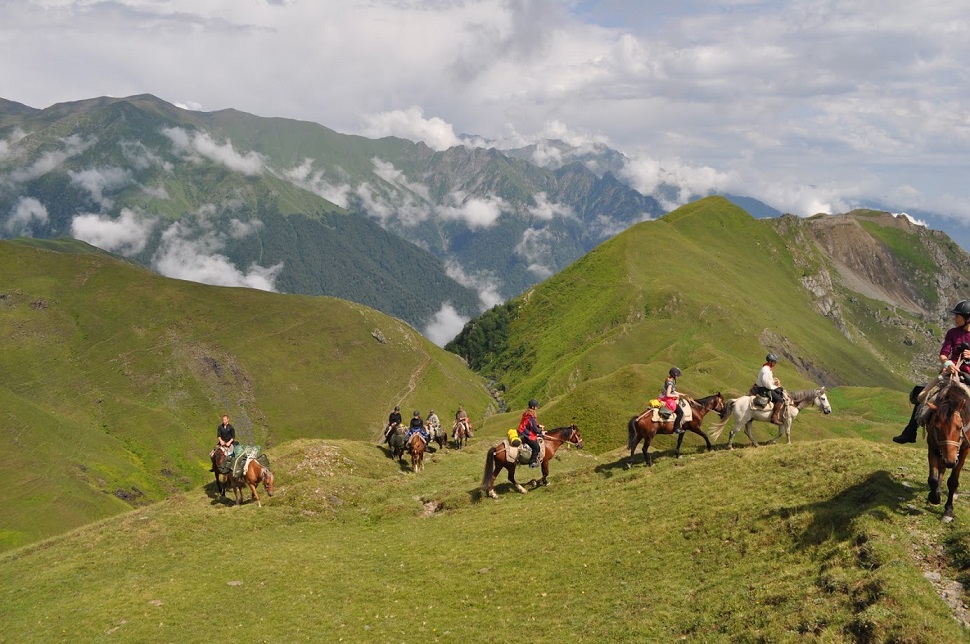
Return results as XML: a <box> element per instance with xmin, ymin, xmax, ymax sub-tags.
<box><xmin>644</xmin><ymin>399</ymin><xmax>694</xmax><ymax>424</ymax></box>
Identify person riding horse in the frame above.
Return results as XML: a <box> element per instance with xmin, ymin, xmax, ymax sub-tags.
<box><xmin>455</xmin><ymin>406</ymin><xmax>473</xmax><ymax>437</ymax></box>
<box><xmin>383</xmin><ymin>405</ymin><xmax>403</xmax><ymax>444</ymax></box>
<box><xmin>755</xmin><ymin>354</ymin><xmax>786</xmax><ymax>426</ymax></box>
<box><xmin>210</xmin><ymin>414</ymin><xmax>236</xmax><ymax>472</ymax></box>
<box><xmin>406</xmin><ymin>410</ymin><xmax>429</xmax><ymax>445</ymax></box>
<box><xmin>659</xmin><ymin>367</ymin><xmax>684</xmax><ymax>434</ymax></box>
<box><xmin>894</xmin><ymin>300</ymin><xmax>970</xmax><ymax>443</ymax></box>
<box><xmin>518</xmin><ymin>399</ymin><xmax>544</xmax><ymax>468</ymax></box>
<box><xmin>427</xmin><ymin>409</ymin><xmax>441</xmax><ymax>440</ymax></box>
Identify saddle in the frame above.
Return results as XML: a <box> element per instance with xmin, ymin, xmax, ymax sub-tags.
<box><xmin>645</xmin><ymin>399</ymin><xmax>693</xmax><ymax>424</ymax></box>
<box><xmin>501</xmin><ymin>437</ymin><xmax>544</xmax><ymax>465</ymax></box>
<box><xmin>231</xmin><ymin>445</ymin><xmax>262</xmax><ymax>478</ymax></box>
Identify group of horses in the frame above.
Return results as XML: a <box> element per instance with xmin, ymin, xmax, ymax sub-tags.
<box><xmin>626</xmin><ymin>387</ymin><xmax>833</xmax><ymax>467</ymax></box>
<box><xmin>386</xmin><ymin>417</ymin><xmax>473</xmax><ymax>472</ymax></box>
<box><xmin>210</xmin><ymin>447</ymin><xmax>275</xmax><ymax>507</ymax></box>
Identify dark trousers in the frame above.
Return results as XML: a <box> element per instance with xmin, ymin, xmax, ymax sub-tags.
<box><xmin>522</xmin><ymin>435</ymin><xmax>540</xmax><ymax>464</ymax></box>
<box><xmin>672</xmin><ymin>405</ymin><xmax>684</xmax><ymax>430</ymax></box>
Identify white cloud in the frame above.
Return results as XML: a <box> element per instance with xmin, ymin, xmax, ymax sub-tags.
<box><xmin>361</xmin><ymin>106</ymin><xmax>463</xmax><ymax>152</ymax></box>
<box><xmin>152</xmin><ymin>219</ymin><xmax>282</xmax><ymax>291</ymax></box>
<box><xmin>5</xmin><ymin>197</ymin><xmax>48</xmax><ymax>235</ymax></box>
<box><xmin>8</xmin><ymin>135</ymin><xmax>96</xmax><ymax>184</ymax></box>
<box><xmin>120</xmin><ymin>140</ymin><xmax>173</xmax><ymax>172</ymax></box>
<box><xmin>423</xmin><ymin>302</ymin><xmax>469</xmax><ymax>347</ymax></box>
<box><xmin>162</xmin><ymin>127</ymin><xmax>265</xmax><ymax>175</ymax></box>
<box><xmin>438</xmin><ymin>191</ymin><xmax>508</xmax><ymax>229</ymax></box>
<box><xmin>281</xmin><ymin>158</ymin><xmax>351</xmax><ymax>208</ymax></box>
<box><xmin>68</xmin><ymin>166</ymin><xmax>134</xmax><ymax>209</ymax></box>
<box><xmin>528</xmin><ymin>192</ymin><xmax>573</xmax><ymax>221</ymax></box>
<box><xmin>514</xmin><ymin>227</ymin><xmax>555</xmax><ymax>278</ymax></box>
<box><xmin>444</xmin><ymin>259</ymin><xmax>504</xmax><ymax>311</ymax></box>
<box><xmin>71</xmin><ymin>208</ymin><xmax>158</xmax><ymax>256</ymax></box>
<box><xmin>228</xmin><ymin>217</ymin><xmax>263</xmax><ymax>239</ymax></box>
<box><xmin>140</xmin><ymin>183</ymin><xmax>170</xmax><ymax>199</ymax></box>
<box><xmin>0</xmin><ymin>127</ymin><xmax>27</xmax><ymax>162</ymax></box>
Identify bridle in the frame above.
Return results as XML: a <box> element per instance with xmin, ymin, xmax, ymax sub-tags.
<box><xmin>930</xmin><ymin>376</ymin><xmax>970</xmax><ymax>459</ymax></box>
<box><xmin>541</xmin><ymin>425</ymin><xmax>583</xmax><ymax>449</ymax></box>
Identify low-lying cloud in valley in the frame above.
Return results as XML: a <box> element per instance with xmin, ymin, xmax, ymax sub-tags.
<box><xmin>71</xmin><ymin>208</ymin><xmax>157</xmax><ymax>255</ymax></box>
<box><xmin>162</xmin><ymin>127</ymin><xmax>265</xmax><ymax>176</ymax></box>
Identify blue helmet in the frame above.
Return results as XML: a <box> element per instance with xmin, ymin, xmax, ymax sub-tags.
<box><xmin>528</xmin><ymin>399</ymin><xmax>540</xmax><ymax>409</ymax></box>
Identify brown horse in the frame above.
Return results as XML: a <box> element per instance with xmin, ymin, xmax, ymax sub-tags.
<box><xmin>453</xmin><ymin>419</ymin><xmax>470</xmax><ymax>449</ymax></box>
<box><xmin>210</xmin><ymin>445</ymin><xmax>232</xmax><ymax>496</ymax></box>
<box><xmin>924</xmin><ymin>380</ymin><xmax>970</xmax><ymax>519</ymax></box>
<box><xmin>626</xmin><ymin>393</ymin><xmax>724</xmax><ymax>467</ymax></box>
<box><xmin>229</xmin><ymin>457</ymin><xmax>275</xmax><ymax>507</ymax></box>
<box><xmin>408</xmin><ymin>434</ymin><xmax>427</xmax><ymax>473</ymax></box>
<box><xmin>481</xmin><ymin>425</ymin><xmax>584</xmax><ymax>499</ymax></box>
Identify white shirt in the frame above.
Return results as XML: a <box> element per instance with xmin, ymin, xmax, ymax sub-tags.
<box><xmin>756</xmin><ymin>364</ymin><xmax>778</xmax><ymax>390</ymax></box>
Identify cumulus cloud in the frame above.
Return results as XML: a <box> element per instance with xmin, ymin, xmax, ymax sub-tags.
<box><xmin>361</xmin><ymin>106</ymin><xmax>463</xmax><ymax>152</ymax></box>
<box><xmin>162</xmin><ymin>127</ymin><xmax>265</xmax><ymax>175</ymax></box>
<box><xmin>438</xmin><ymin>191</ymin><xmax>508</xmax><ymax>229</ymax></box>
<box><xmin>152</xmin><ymin>218</ymin><xmax>282</xmax><ymax>291</ymax></box>
<box><xmin>423</xmin><ymin>302</ymin><xmax>469</xmax><ymax>347</ymax></box>
<box><xmin>444</xmin><ymin>259</ymin><xmax>504</xmax><ymax>311</ymax></box>
<box><xmin>71</xmin><ymin>208</ymin><xmax>158</xmax><ymax>256</ymax></box>
<box><xmin>0</xmin><ymin>127</ymin><xmax>27</xmax><ymax>162</ymax></box>
<box><xmin>120</xmin><ymin>140</ymin><xmax>173</xmax><ymax>172</ymax></box>
<box><xmin>5</xmin><ymin>197</ymin><xmax>48</xmax><ymax>235</ymax></box>
<box><xmin>281</xmin><ymin>158</ymin><xmax>351</xmax><ymax>208</ymax></box>
<box><xmin>68</xmin><ymin>166</ymin><xmax>134</xmax><ymax>209</ymax></box>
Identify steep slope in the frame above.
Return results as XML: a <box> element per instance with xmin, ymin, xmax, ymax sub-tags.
<box><xmin>0</xmin><ymin>239</ymin><xmax>493</xmax><ymax>549</ymax></box>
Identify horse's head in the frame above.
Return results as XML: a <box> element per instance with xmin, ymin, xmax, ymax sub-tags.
<box><xmin>712</xmin><ymin>392</ymin><xmax>725</xmax><ymax>414</ymax></box>
<box><xmin>260</xmin><ymin>466</ymin><xmax>275</xmax><ymax>497</ymax></box>
<box><xmin>928</xmin><ymin>385</ymin><xmax>970</xmax><ymax>468</ymax></box>
<box><xmin>567</xmin><ymin>424</ymin><xmax>584</xmax><ymax>449</ymax></box>
<box><xmin>815</xmin><ymin>387</ymin><xmax>832</xmax><ymax>415</ymax></box>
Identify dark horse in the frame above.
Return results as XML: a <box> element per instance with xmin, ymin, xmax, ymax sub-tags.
<box><xmin>388</xmin><ymin>425</ymin><xmax>407</xmax><ymax>462</ymax></box>
<box><xmin>210</xmin><ymin>445</ymin><xmax>232</xmax><ymax>497</ymax></box>
<box><xmin>228</xmin><ymin>457</ymin><xmax>276</xmax><ymax>508</ymax></box>
<box><xmin>924</xmin><ymin>379</ymin><xmax>970</xmax><ymax>519</ymax></box>
<box><xmin>626</xmin><ymin>393</ymin><xmax>725</xmax><ymax>467</ymax></box>
<box><xmin>481</xmin><ymin>425</ymin><xmax>584</xmax><ymax>499</ymax></box>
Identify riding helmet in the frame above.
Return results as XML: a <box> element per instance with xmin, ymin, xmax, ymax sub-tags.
<box><xmin>394</xmin><ymin>405</ymin><xmax>400</xmax><ymax>411</ymax></box>
<box><xmin>951</xmin><ymin>300</ymin><xmax>970</xmax><ymax>319</ymax></box>
<box><xmin>528</xmin><ymin>399</ymin><xmax>540</xmax><ymax>409</ymax></box>
<box><xmin>766</xmin><ymin>353</ymin><xmax>779</xmax><ymax>363</ymax></box>
<box><xmin>413</xmin><ymin>410</ymin><xmax>420</xmax><ymax>417</ymax></box>
<box><xmin>669</xmin><ymin>367</ymin><xmax>682</xmax><ymax>377</ymax></box>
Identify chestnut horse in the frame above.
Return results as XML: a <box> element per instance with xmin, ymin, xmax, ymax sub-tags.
<box><xmin>408</xmin><ymin>434</ymin><xmax>427</xmax><ymax>473</ymax></box>
<box><xmin>210</xmin><ymin>445</ymin><xmax>232</xmax><ymax>497</ymax></box>
<box><xmin>481</xmin><ymin>425</ymin><xmax>584</xmax><ymax>499</ymax></box>
<box><xmin>626</xmin><ymin>393</ymin><xmax>725</xmax><ymax>467</ymax></box>
<box><xmin>228</xmin><ymin>457</ymin><xmax>275</xmax><ymax>507</ymax></box>
<box><xmin>924</xmin><ymin>379</ymin><xmax>970</xmax><ymax>519</ymax></box>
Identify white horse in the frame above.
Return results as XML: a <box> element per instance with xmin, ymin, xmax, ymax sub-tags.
<box><xmin>708</xmin><ymin>387</ymin><xmax>832</xmax><ymax>448</ymax></box>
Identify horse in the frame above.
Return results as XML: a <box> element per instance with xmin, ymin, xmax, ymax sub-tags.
<box><xmin>428</xmin><ymin>422</ymin><xmax>446</xmax><ymax>451</ymax></box>
<box><xmin>228</xmin><ymin>457</ymin><xmax>275</xmax><ymax>507</ymax></box>
<box><xmin>625</xmin><ymin>393</ymin><xmax>725</xmax><ymax>468</ymax></box>
<box><xmin>388</xmin><ymin>425</ymin><xmax>407</xmax><ymax>462</ymax></box>
<box><xmin>924</xmin><ymin>379</ymin><xmax>970</xmax><ymax>519</ymax></box>
<box><xmin>709</xmin><ymin>386</ymin><xmax>832</xmax><ymax>449</ymax></box>
<box><xmin>453</xmin><ymin>418</ymin><xmax>470</xmax><ymax>449</ymax></box>
<box><xmin>408</xmin><ymin>433</ymin><xmax>427</xmax><ymax>473</ymax></box>
<box><xmin>481</xmin><ymin>425</ymin><xmax>584</xmax><ymax>499</ymax></box>
<box><xmin>210</xmin><ymin>445</ymin><xmax>232</xmax><ymax>497</ymax></box>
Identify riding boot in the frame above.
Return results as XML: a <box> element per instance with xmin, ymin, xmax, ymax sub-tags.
<box><xmin>770</xmin><ymin>404</ymin><xmax>783</xmax><ymax>426</ymax></box>
<box><xmin>892</xmin><ymin>408</ymin><xmax>919</xmax><ymax>444</ymax></box>
<box><xmin>672</xmin><ymin>421</ymin><xmax>684</xmax><ymax>435</ymax></box>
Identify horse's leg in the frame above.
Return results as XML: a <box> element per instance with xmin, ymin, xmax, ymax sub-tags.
<box><xmin>248</xmin><ymin>479</ymin><xmax>261</xmax><ymax>508</ymax></box>
<box><xmin>675</xmin><ymin>429</ymin><xmax>685</xmax><ymax>458</ymax></box>
<box><xmin>644</xmin><ymin>432</ymin><xmax>654</xmax><ymax>467</ymax></box>
<box><xmin>727</xmin><ymin>420</ymin><xmax>742</xmax><ymax>450</ymax></box>
<box><xmin>690</xmin><ymin>426</ymin><xmax>714</xmax><ymax>452</ymax></box>
<box><xmin>508</xmin><ymin>464</ymin><xmax>527</xmax><ymax>494</ymax></box>
<box><xmin>745</xmin><ymin>419</ymin><xmax>759</xmax><ymax>447</ymax></box>
<box><xmin>928</xmin><ymin>452</ymin><xmax>943</xmax><ymax>506</ymax></box>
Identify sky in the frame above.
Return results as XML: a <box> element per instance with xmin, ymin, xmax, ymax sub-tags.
<box><xmin>3</xmin><ymin>0</ymin><xmax>969</xmax><ymax>227</ymax></box>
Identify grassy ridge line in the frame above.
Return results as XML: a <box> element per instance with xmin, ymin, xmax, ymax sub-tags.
<box><xmin>0</xmin><ymin>438</ymin><xmax>965</xmax><ymax>641</ymax></box>
<box><xmin>0</xmin><ymin>240</ymin><xmax>492</xmax><ymax>549</ymax></box>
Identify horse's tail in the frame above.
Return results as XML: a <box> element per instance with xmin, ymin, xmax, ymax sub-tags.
<box><xmin>708</xmin><ymin>400</ymin><xmax>735</xmax><ymax>441</ymax></box>
<box><xmin>627</xmin><ymin>416</ymin><xmax>638</xmax><ymax>452</ymax></box>
<box><xmin>481</xmin><ymin>447</ymin><xmax>497</xmax><ymax>492</ymax></box>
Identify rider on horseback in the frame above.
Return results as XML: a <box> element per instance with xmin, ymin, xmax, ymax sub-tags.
<box><xmin>383</xmin><ymin>405</ymin><xmax>403</xmax><ymax>444</ymax></box>
<box><xmin>406</xmin><ymin>410</ymin><xmax>429</xmax><ymax>445</ymax></box>
<box><xmin>660</xmin><ymin>367</ymin><xmax>685</xmax><ymax>434</ymax></box>
<box><xmin>427</xmin><ymin>409</ymin><xmax>440</xmax><ymax>440</ymax></box>
<box><xmin>455</xmin><ymin>405</ymin><xmax>473</xmax><ymax>437</ymax></box>
<box><xmin>894</xmin><ymin>300</ymin><xmax>970</xmax><ymax>443</ymax></box>
<box><xmin>518</xmin><ymin>399</ymin><xmax>544</xmax><ymax>468</ymax></box>
<box><xmin>756</xmin><ymin>354</ymin><xmax>786</xmax><ymax>426</ymax></box>
<box><xmin>209</xmin><ymin>414</ymin><xmax>237</xmax><ymax>472</ymax></box>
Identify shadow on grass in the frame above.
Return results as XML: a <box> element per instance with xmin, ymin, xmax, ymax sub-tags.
<box><xmin>767</xmin><ymin>470</ymin><xmax>920</xmax><ymax>548</ymax></box>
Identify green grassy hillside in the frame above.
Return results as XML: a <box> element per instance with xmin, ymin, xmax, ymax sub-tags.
<box><xmin>2</xmin><ymin>431</ymin><xmax>968</xmax><ymax>641</ymax></box>
<box><xmin>451</xmin><ymin>197</ymin><xmax>914</xmax><ymax>419</ymax></box>
<box><xmin>0</xmin><ymin>239</ymin><xmax>492</xmax><ymax>550</ymax></box>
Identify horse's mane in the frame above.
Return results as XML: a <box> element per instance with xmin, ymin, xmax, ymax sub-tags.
<box><xmin>545</xmin><ymin>424</ymin><xmax>577</xmax><ymax>435</ymax></box>
<box><xmin>934</xmin><ymin>381</ymin><xmax>970</xmax><ymax>421</ymax></box>
<box><xmin>788</xmin><ymin>388</ymin><xmax>821</xmax><ymax>403</ymax></box>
